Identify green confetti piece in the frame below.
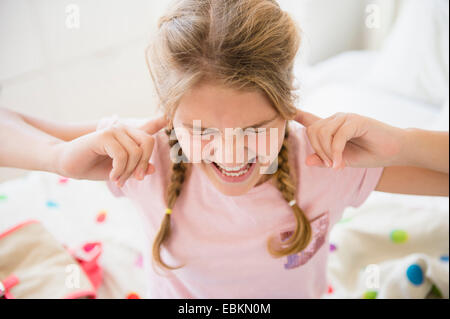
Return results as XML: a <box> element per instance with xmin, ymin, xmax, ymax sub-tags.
<box><xmin>390</xmin><ymin>229</ymin><xmax>408</xmax><ymax>243</ymax></box>
<box><xmin>429</xmin><ymin>284</ymin><xmax>443</xmax><ymax>298</ymax></box>
<box><xmin>0</xmin><ymin>194</ymin><xmax>7</xmax><ymax>201</ymax></box>
<box><xmin>338</xmin><ymin>217</ymin><xmax>352</xmax><ymax>224</ymax></box>
<box><xmin>363</xmin><ymin>290</ymin><xmax>378</xmax><ymax>299</ymax></box>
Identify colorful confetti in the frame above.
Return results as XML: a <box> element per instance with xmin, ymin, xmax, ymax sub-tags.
<box><xmin>58</xmin><ymin>177</ymin><xmax>69</xmax><ymax>184</ymax></box>
<box><xmin>390</xmin><ymin>229</ymin><xmax>408</xmax><ymax>243</ymax></box>
<box><xmin>96</xmin><ymin>210</ymin><xmax>107</xmax><ymax>223</ymax></box>
<box><xmin>406</xmin><ymin>264</ymin><xmax>424</xmax><ymax>286</ymax></box>
<box><xmin>0</xmin><ymin>194</ymin><xmax>7</xmax><ymax>202</ymax></box>
<box><xmin>429</xmin><ymin>284</ymin><xmax>443</xmax><ymax>298</ymax></box>
<box><xmin>327</xmin><ymin>285</ymin><xmax>333</xmax><ymax>294</ymax></box>
<box><xmin>46</xmin><ymin>200</ymin><xmax>59</xmax><ymax>208</ymax></box>
<box><xmin>363</xmin><ymin>290</ymin><xmax>378</xmax><ymax>299</ymax></box>
<box><xmin>439</xmin><ymin>255</ymin><xmax>449</xmax><ymax>262</ymax></box>
<box><xmin>126</xmin><ymin>292</ymin><xmax>140</xmax><ymax>299</ymax></box>
<box><xmin>329</xmin><ymin>243</ymin><xmax>337</xmax><ymax>252</ymax></box>
<box><xmin>83</xmin><ymin>243</ymin><xmax>97</xmax><ymax>252</ymax></box>
<box><xmin>337</xmin><ymin>217</ymin><xmax>352</xmax><ymax>224</ymax></box>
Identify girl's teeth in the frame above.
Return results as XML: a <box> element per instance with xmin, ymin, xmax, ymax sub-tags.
<box><xmin>216</xmin><ymin>163</ymin><xmax>247</xmax><ymax>171</ymax></box>
<box><xmin>217</xmin><ymin>163</ymin><xmax>248</xmax><ymax>172</ymax></box>
<box><xmin>220</xmin><ymin>166</ymin><xmax>249</xmax><ymax>176</ymax></box>
<box><xmin>215</xmin><ymin>162</ymin><xmax>251</xmax><ymax>176</ymax></box>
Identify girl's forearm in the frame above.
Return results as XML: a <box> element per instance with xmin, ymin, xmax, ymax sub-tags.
<box><xmin>0</xmin><ymin>107</ymin><xmax>97</xmax><ymax>174</ymax></box>
<box><xmin>0</xmin><ymin>108</ymin><xmax>62</xmax><ymax>173</ymax></box>
<box><xmin>396</xmin><ymin>128</ymin><xmax>449</xmax><ymax>174</ymax></box>
<box><xmin>18</xmin><ymin>110</ymin><xmax>98</xmax><ymax>142</ymax></box>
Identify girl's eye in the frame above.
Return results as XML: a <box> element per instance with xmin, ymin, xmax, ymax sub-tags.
<box><xmin>193</xmin><ymin>129</ymin><xmax>219</xmax><ymax>136</ymax></box>
<box><xmin>246</xmin><ymin>128</ymin><xmax>267</xmax><ymax>135</ymax></box>
<box><xmin>203</xmin><ymin>129</ymin><xmax>220</xmax><ymax>136</ymax></box>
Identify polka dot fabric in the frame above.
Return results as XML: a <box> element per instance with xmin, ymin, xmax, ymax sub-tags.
<box><xmin>325</xmin><ymin>191</ymin><xmax>449</xmax><ymax>299</ymax></box>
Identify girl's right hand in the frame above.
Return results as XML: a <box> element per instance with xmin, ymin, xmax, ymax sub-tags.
<box><xmin>55</xmin><ymin>116</ymin><xmax>167</xmax><ymax>187</ymax></box>
<box><xmin>294</xmin><ymin>110</ymin><xmax>402</xmax><ymax>170</ymax></box>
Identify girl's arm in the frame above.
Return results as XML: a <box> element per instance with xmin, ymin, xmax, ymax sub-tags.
<box><xmin>0</xmin><ymin>107</ymin><xmax>82</xmax><ymax>173</ymax></box>
<box><xmin>374</xmin><ymin>128</ymin><xmax>449</xmax><ymax>196</ymax></box>
<box><xmin>294</xmin><ymin>110</ymin><xmax>449</xmax><ymax>197</ymax></box>
<box><xmin>0</xmin><ymin>107</ymin><xmax>167</xmax><ymax>185</ymax></box>
<box><xmin>374</xmin><ymin>165</ymin><xmax>448</xmax><ymax>196</ymax></box>
<box><xmin>15</xmin><ymin>109</ymin><xmax>98</xmax><ymax>142</ymax></box>
<box><xmin>398</xmin><ymin>128</ymin><xmax>449</xmax><ymax>174</ymax></box>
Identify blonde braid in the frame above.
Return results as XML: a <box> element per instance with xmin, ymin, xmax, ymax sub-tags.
<box><xmin>151</xmin><ymin>129</ymin><xmax>188</xmax><ymax>271</ymax></box>
<box><xmin>267</xmin><ymin>126</ymin><xmax>313</xmax><ymax>257</ymax></box>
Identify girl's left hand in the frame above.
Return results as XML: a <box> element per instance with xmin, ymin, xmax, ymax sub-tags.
<box><xmin>294</xmin><ymin>110</ymin><xmax>404</xmax><ymax>170</ymax></box>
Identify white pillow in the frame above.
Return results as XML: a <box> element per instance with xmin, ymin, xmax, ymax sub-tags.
<box><xmin>367</xmin><ymin>0</ymin><xmax>449</xmax><ymax>107</ymax></box>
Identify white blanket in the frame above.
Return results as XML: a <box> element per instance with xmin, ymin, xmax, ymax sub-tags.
<box><xmin>324</xmin><ymin>191</ymin><xmax>449</xmax><ymax>299</ymax></box>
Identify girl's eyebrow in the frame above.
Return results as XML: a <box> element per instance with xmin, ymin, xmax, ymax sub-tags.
<box><xmin>242</xmin><ymin>114</ymin><xmax>278</xmax><ymax>130</ymax></box>
<box><xmin>182</xmin><ymin>114</ymin><xmax>279</xmax><ymax>130</ymax></box>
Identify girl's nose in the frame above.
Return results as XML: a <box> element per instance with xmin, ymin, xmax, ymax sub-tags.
<box><xmin>208</xmin><ymin>138</ymin><xmax>255</xmax><ymax>166</ymax></box>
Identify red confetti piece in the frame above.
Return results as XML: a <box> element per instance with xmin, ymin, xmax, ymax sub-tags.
<box><xmin>58</xmin><ymin>177</ymin><xmax>69</xmax><ymax>184</ymax></box>
<box><xmin>126</xmin><ymin>292</ymin><xmax>140</xmax><ymax>299</ymax></box>
<box><xmin>96</xmin><ymin>211</ymin><xmax>107</xmax><ymax>223</ymax></box>
<box><xmin>328</xmin><ymin>285</ymin><xmax>333</xmax><ymax>294</ymax></box>
<box><xmin>83</xmin><ymin>243</ymin><xmax>96</xmax><ymax>252</ymax></box>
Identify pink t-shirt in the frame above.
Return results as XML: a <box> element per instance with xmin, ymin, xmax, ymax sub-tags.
<box><xmin>97</xmin><ymin>117</ymin><xmax>384</xmax><ymax>298</ymax></box>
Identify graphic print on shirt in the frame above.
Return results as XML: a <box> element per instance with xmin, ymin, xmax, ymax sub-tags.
<box><xmin>280</xmin><ymin>211</ymin><xmax>330</xmax><ymax>269</ymax></box>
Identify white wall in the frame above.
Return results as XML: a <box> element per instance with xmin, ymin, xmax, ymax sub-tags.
<box><xmin>0</xmin><ymin>0</ymin><xmax>169</xmax><ymax>80</ymax></box>
<box><xmin>279</xmin><ymin>0</ymin><xmax>366</xmax><ymax>65</ymax></box>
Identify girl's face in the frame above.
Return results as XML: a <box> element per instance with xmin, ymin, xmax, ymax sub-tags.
<box><xmin>172</xmin><ymin>82</ymin><xmax>286</xmax><ymax>196</ymax></box>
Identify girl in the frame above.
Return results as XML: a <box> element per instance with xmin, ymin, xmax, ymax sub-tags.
<box><xmin>0</xmin><ymin>0</ymin><xmax>448</xmax><ymax>298</ymax></box>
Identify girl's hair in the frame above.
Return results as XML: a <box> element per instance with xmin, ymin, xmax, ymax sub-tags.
<box><xmin>146</xmin><ymin>0</ymin><xmax>312</xmax><ymax>272</ymax></box>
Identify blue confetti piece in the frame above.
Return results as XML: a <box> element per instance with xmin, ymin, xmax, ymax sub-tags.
<box><xmin>440</xmin><ymin>255</ymin><xmax>449</xmax><ymax>262</ymax></box>
<box><xmin>46</xmin><ymin>200</ymin><xmax>59</xmax><ymax>208</ymax></box>
<box><xmin>406</xmin><ymin>264</ymin><xmax>424</xmax><ymax>286</ymax></box>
